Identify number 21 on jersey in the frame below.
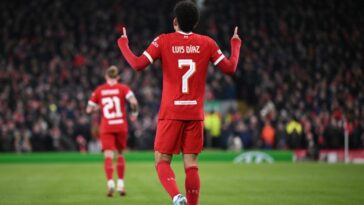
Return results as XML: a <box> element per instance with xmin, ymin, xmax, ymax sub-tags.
<box><xmin>102</xmin><ymin>96</ymin><xmax>122</xmax><ymax>119</ymax></box>
<box><xmin>178</xmin><ymin>59</ymin><xmax>196</xmax><ymax>94</ymax></box>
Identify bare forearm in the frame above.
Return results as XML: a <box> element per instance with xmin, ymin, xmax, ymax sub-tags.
<box><xmin>130</xmin><ymin>102</ymin><xmax>139</xmax><ymax>116</ymax></box>
<box><xmin>86</xmin><ymin>105</ymin><xmax>98</xmax><ymax>114</ymax></box>
<box><xmin>128</xmin><ymin>96</ymin><xmax>139</xmax><ymax>116</ymax></box>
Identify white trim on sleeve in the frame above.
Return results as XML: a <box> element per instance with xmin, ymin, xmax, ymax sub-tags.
<box><xmin>125</xmin><ymin>91</ymin><xmax>134</xmax><ymax>99</ymax></box>
<box><xmin>88</xmin><ymin>100</ymin><xmax>98</xmax><ymax>107</ymax></box>
<box><xmin>213</xmin><ymin>54</ymin><xmax>225</xmax><ymax>66</ymax></box>
<box><xmin>143</xmin><ymin>51</ymin><xmax>153</xmax><ymax>64</ymax></box>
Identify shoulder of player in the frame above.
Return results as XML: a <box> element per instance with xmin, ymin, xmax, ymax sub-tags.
<box><xmin>198</xmin><ymin>34</ymin><xmax>215</xmax><ymax>44</ymax></box>
<box><xmin>97</xmin><ymin>83</ymin><xmax>117</xmax><ymax>93</ymax></box>
<box><xmin>152</xmin><ymin>33</ymin><xmax>166</xmax><ymax>42</ymax></box>
<box><xmin>89</xmin><ymin>85</ymin><xmax>102</xmax><ymax>99</ymax></box>
<box><xmin>116</xmin><ymin>83</ymin><xmax>126</xmax><ymax>88</ymax></box>
<box><xmin>117</xmin><ymin>83</ymin><xmax>131</xmax><ymax>92</ymax></box>
<box><xmin>93</xmin><ymin>84</ymin><xmax>105</xmax><ymax>93</ymax></box>
<box><xmin>188</xmin><ymin>33</ymin><xmax>215</xmax><ymax>46</ymax></box>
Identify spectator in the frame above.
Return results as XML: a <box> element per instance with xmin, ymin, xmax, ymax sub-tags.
<box><xmin>237</xmin><ymin>121</ymin><xmax>253</xmax><ymax>149</ymax></box>
<box><xmin>205</xmin><ymin>110</ymin><xmax>222</xmax><ymax>148</ymax></box>
<box><xmin>286</xmin><ymin>119</ymin><xmax>303</xmax><ymax>149</ymax></box>
<box><xmin>0</xmin><ymin>0</ymin><xmax>363</xmax><ymax>151</ymax></box>
<box><xmin>261</xmin><ymin>120</ymin><xmax>275</xmax><ymax>149</ymax></box>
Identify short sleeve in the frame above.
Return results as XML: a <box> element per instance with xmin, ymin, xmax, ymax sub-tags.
<box><xmin>209</xmin><ymin>40</ymin><xmax>226</xmax><ymax>66</ymax></box>
<box><xmin>144</xmin><ymin>34</ymin><xmax>164</xmax><ymax>64</ymax></box>
<box><xmin>88</xmin><ymin>89</ymin><xmax>99</xmax><ymax>107</ymax></box>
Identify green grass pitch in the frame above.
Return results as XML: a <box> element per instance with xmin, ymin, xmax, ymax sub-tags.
<box><xmin>0</xmin><ymin>160</ymin><xmax>363</xmax><ymax>205</ymax></box>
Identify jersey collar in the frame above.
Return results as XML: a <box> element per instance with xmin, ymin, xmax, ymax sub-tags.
<box><xmin>177</xmin><ymin>31</ymin><xmax>193</xmax><ymax>35</ymax></box>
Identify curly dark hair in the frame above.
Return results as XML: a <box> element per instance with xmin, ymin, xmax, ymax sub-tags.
<box><xmin>174</xmin><ymin>1</ymin><xmax>200</xmax><ymax>32</ymax></box>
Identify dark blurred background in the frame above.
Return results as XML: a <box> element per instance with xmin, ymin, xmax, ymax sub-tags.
<box><xmin>0</xmin><ymin>0</ymin><xmax>363</xmax><ymax>153</ymax></box>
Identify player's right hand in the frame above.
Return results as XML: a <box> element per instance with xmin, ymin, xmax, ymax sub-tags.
<box><xmin>231</xmin><ymin>26</ymin><xmax>241</xmax><ymax>41</ymax></box>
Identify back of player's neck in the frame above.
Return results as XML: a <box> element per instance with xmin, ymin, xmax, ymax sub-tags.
<box><xmin>107</xmin><ymin>81</ymin><xmax>117</xmax><ymax>86</ymax></box>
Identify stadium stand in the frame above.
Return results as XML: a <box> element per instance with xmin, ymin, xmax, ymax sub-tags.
<box><xmin>0</xmin><ymin>0</ymin><xmax>363</xmax><ymax>152</ymax></box>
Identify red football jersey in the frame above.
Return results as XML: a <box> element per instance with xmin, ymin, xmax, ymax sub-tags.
<box><xmin>143</xmin><ymin>31</ymin><xmax>225</xmax><ymax>120</ymax></box>
<box><xmin>88</xmin><ymin>83</ymin><xmax>134</xmax><ymax>133</ymax></box>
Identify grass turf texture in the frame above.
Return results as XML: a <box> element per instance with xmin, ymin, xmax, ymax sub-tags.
<box><xmin>0</xmin><ymin>161</ymin><xmax>363</xmax><ymax>205</ymax></box>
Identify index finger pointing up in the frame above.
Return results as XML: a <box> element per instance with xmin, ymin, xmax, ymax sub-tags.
<box><xmin>234</xmin><ymin>26</ymin><xmax>238</xmax><ymax>35</ymax></box>
<box><xmin>123</xmin><ymin>27</ymin><xmax>127</xmax><ymax>36</ymax></box>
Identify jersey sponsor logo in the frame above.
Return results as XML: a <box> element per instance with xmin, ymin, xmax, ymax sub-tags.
<box><xmin>101</xmin><ymin>89</ymin><xmax>119</xmax><ymax>96</ymax></box>
<box><xmin>172</xmin><ymin>45</ymin><xmax>200</xmax><ymax>54</ymax></box>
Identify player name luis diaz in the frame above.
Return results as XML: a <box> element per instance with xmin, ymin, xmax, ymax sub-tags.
<box><xmin>172</xmin><ymin>45</ymin><xmax>200</xmax><ymax>54</ymax></box>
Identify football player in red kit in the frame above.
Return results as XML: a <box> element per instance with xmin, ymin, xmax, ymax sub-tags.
<box><xmin>118</xmin><ymin>1</ymin><xmax>241</xmax><ymax>204</ymax></box>
<box><xmin>86</xmin><ymin>65</ymin><xmax>139</xmax><ymax>197</ymax></box>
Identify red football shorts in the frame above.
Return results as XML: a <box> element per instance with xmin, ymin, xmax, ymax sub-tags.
<box><xmin>100</xmin><ymin>131</ymin><xmax>127</xmax><ymax>151</ymax></box>
<box><xmin>155</xmin><ymin>119</ymin><xmax>204</xmax><ymax>154</ymax></box>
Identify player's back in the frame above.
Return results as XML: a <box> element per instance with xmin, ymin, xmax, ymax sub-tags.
<box><xmin>92</xmin><ymin>83</ymin><xmax>130</xmax><ymax>133</ymax></box>
<box><xmin>158</xmin><ymin>31</ymin><xmax>221</xmax><ymax>120</ymax></box>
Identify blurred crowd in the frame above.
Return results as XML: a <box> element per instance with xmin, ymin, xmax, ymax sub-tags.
<box><xmin>203</xmin><ymin>0</ymin><xmax>364</xmax><ymax>151</ymax></box>
<box><xmin>0</xmin><ymin>0</ymin><xmax>363</xmax><ymax>152</ymax></box>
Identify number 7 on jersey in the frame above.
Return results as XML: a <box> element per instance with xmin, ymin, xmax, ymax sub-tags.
<box><xmin>178</xmin><ymin>59</ymin><xmax>196</xmax><ymax>94</ymax></box>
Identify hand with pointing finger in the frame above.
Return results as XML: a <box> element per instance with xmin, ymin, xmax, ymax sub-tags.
<box><xmin>231</xmin><ymin>26</ymin><xmax>241</xmax><ymax>41</ymax></box>
<box><xmin>121</xmin><ymin>27</ymin><xmax>128</xmax><ymax>39</ymax></box>
<box><xmin>118</xmin><ymin>27</ymin><xmax>129</xmax><ymax>46</ymax></box>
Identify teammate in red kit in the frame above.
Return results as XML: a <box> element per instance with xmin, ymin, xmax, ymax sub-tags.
<box><xmin>118</xmin><ymin>1</ymin><xmax>241</xmax><ymax>204</ymax></box>
<box><xmin>86</xmin><ymin>65</ymin><xmax>139</xmax><ymax>197</ymax></box>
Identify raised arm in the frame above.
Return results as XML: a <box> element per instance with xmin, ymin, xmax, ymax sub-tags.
<box><xmin>118</xmin><ymin>27</ymin><xmax>151</xmax><ymax>71</ymax></box>
<box><xmin>216</xmin><ymin>27</ymin><xmax>242</xmax><ymax>75</ymax></box>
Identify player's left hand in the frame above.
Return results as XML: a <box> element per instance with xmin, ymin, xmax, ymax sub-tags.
<box><xmin>121</xmin><ymin>27</ymin><xmax>128</xmax><ymax>39</ymax></box>
<box><xmin>231</xmin><ymin>26</ymin><xmax>241</xmax><ymax>41</ymax></box>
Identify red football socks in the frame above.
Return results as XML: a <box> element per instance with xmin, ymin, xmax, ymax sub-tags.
<box><xmin>116</xmin><ymin>156</ymin><xmax>125</xmax><ymax>179</ymax></box>
<box><xmin>185</xmin><ymin>166</ymin><xmax>200</xmax><ymax>205</ymax></box>
<box><xmin>104</xmin><ymin>157</ymin><xmax>113</xmax><ymax>180</ymax></box>
<box><xmin>156</xmin><ymin>161</ymin><xmax>180</xmax><ymax>199</ymax></box>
